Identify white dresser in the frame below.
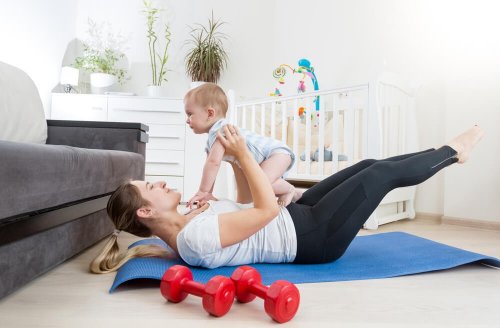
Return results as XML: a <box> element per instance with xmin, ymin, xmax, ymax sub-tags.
<box><xmin>51</xmin><ymin>93</ymin><xmax>206</xmax><ymax>201</ymax></box>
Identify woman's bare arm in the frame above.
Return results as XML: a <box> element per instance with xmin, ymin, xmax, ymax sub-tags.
<box><xmin>231</xmin><ymin>163</ymin><xmax>252</xmax><ymax>204</ymax></box>
<box><xmin>216</xmin><ymin>125</ymin><xmax>279</xmax><ymax>247</ymax></box>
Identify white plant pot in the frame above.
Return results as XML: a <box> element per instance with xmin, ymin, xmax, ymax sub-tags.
<box><xmin>190</xmin><ymin>81</ymin><xmax>206</xmax><ymax>89</ymax></box>
<box><xmin>90</xmin><ymin>73</ymin><xmax>117</xmax><ymax>94</ymax></box>
<box><xmin>147</xmin><ymin>85</ymin><xmax>167</xmax><ymax>97</ymax></box>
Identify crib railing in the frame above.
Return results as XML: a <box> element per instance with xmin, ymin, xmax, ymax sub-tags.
<box><xmin>376</xmin><ymin>80</ymin><xmax>419</xmax><ymax>158</ymax></box>
<box><xmin>364</xmin><ymin>73</ymin><xmax>420</xmax><ymax>229</ymax></box>
<box><xmin>230</xmin><ymin>85</ymin><xmax>370</xmax><ymax>182</ymax></box>
<box><xmin>226</xmin><ymin>73</ymin><xmax>419</xmax><ymax>229</ymax></box>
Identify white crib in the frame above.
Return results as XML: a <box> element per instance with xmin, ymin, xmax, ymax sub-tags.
<box><xmin>226</xmin><ymin>73</ymin><xmax>419</xmax><ymax>229</ymax></box>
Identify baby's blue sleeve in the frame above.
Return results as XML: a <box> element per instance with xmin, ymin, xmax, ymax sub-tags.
<box><xmin>206</xmin><ymin>128</ymin><xmax>219</xmax><ymax>154</ymax></box>
<box><xmin>205</xmin><ymin>130</ymin><xmax>216</xmax><ymax>154</ymax></box>
<box><xmin>206</xmin><ymin>124</ymin><xmax>228</xmax><ymax>154</ymax></box>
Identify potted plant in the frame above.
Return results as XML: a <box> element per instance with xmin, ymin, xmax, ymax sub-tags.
<box><xmin>143</xmin><ymin>0</ymin><xmax>172</xmax><ymax>97</ymax></box>
<box><xmin>73</xmin><ymin>19</ymin><xmax>128</xmax><ymax>93</ymax></box>
<box><xmin>185</xmin><ymin>12</ymin><xmax>228</xmax><ymax>87</ymax></box>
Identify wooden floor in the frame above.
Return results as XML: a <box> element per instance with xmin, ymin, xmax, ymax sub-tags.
<box><xmin>1</xmin><ymin>217</ymin><xmax>499</xmax><ymax>327</ymax></box>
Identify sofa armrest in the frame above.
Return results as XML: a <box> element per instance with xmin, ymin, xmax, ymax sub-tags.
<box><xmin>46</xmin><ymin>120</ymin><xmax>149</xmax><ymax>156</ymax></box>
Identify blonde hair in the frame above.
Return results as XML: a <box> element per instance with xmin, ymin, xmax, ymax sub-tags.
<box><xmin>184</xmin><ymin>82</ymin><xmax>228</xmax><ymax>117</ymax></box>
<box><xmin>89</xmin><ymin>182</ymin><xmax>173</xmax><ymax>274</ymax></box>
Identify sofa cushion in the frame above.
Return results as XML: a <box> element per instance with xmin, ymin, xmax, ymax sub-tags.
<box><xmin>0</xmin><ymin>140</ymin><xmax>145</xmax><ymax>222</ymax></box>
<box><xmin>0</xmin><ymin>62</ymin><xmax>47</xmax><ymax>144</ymax></box>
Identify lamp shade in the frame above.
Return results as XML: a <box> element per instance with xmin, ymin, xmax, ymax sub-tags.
<box><xmin>60</xmin><ymin>66</ymin><xmax>79</xmax><ymax>86</ymax></box>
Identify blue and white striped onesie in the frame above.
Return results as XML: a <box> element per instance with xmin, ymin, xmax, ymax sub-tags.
<box><xmin>205</xmin><ymin>119</ymin><xmax>295</xmax><ymax>174</ymax></box>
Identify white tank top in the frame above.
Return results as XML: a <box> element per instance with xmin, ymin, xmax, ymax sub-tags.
<box><xmin>176</xmin><ymin>199</ymin><xmax>297</xmax><ymax>268</ymax></box>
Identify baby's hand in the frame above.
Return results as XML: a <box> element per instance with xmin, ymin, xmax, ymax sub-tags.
<box><xmin>187</xmin><ymin>191</ymin><xmax>217</xmax><ymax>208</ymax></box>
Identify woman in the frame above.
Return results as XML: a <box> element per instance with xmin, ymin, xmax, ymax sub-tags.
<box><xmin>90</xmin><ymin>125</ymin><xmax>484</xmax><ymax>272</ymax></box>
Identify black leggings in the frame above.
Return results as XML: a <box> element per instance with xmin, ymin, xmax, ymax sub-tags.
<box><xmin>286</xmin><ymin>146</ymin><xmax>458</xmax><ymax>264</ymax></box>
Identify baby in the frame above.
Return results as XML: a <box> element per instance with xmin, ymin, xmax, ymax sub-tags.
<box><xmin>185</xmin><ymin>83</ymin><xmax>302</xmax><ymax>207</ymax></box>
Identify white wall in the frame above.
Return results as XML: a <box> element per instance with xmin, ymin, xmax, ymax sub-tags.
<box><xmin>75</xmin><ymin>0</ymin><xmax>190</xmax><ymax>97</ymax></box>
<box><xmin>73</xmin><ymin>0</ymin><xmax>275</xmax><ymax>99</ymax></box>
<box><xmin>443</xmin><ymin>77</ymin><xmax>500</xmax><ymax>222</ymax></box>
<box><xmin>2</xmin><ymin>0</ymin><xmax>498</xmax><ymax>221</ymax></box>
<box><xmin>440</xmin><ymin>0</ymin><xmax>500</xmax><ymax>221</ymax></box>
<box><xmin>272</xmin><ymin>0</ymin><xmax>450</xmax><ymax>214</ymax></box>
<box><xmin>73</xmin><ymin>0</ymin><xmax>276</xmax><ymax>197</ymax></box>
<box><xmin>272</xmin><ymin>0</ymin><xmax>500</xmax><ymax>222</ymax></box>
<box><xmin>0</xmin><ymin>0</ymin><xmax>78</xmax><ymax>117</ymax></box>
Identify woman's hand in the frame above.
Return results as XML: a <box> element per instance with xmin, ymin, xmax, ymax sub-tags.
<box><xmin>216</xmin><ymin>125</ymin><xmax>248</xmax><ymax>160</ymax></box>
<box><xmin>186</xmin><ymin>191</ymin><xmax>217</xmax><ymax>209</ymax></box>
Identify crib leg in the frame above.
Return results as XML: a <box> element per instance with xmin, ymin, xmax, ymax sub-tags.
<box><xmin>407</xmin><ymin>200</ymin><xmax>416</xmax><ymax>219</ymax></box>
<box><xmin>364</xmin><ymin>212</ymin><xmax>379</xmax><ymax>230</ymax></box>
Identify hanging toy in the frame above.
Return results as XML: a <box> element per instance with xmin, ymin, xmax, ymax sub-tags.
<box><xmin>270</xmin><ymin>58</ymin><xmax>320</xmax><ymax>110</ymax></box>
<box><xmin>297</xmin><ymin>80</ymin><xmax>306</xmax><ymax>93</ymax></box>
<box><xmin>272</xmin><ymin>67</ymin><xmax>287</xmax><ymax>85</ymax></box>
<box><xmin>297</xmin><ymin>59</ymin><xmax>320</xmax><ymax>111</ymax></box>
<box><xmin>269</xmin><ymin>87</ymin><xmax>283</xmax><ymax>97</ymax></box>
<box><xmin>270</xmin><ymin>59</ymin><xmax>321</xmax><ymax>126</ymax></box>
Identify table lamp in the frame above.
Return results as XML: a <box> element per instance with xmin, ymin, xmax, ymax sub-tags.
<box><xmin>60</xmin><ymin>66</ymin><xmax>79</xmax><ymax>93</ymax></box>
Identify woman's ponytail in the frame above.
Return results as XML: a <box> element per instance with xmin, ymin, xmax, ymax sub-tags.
<box><xmin>89</xmin><ymin>234</ymin><xmax>173</xmax><ymax>274</ymax></box>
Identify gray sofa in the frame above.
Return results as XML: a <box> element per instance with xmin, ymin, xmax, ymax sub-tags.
<box><xmin>0</xmin><ymin>62</ymin><xmax>148</xmax><ymax>299</ymax></box>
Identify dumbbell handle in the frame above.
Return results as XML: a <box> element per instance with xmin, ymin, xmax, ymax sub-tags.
<box><xmin>180</xmin><ymin>278</ymin><xmax>205</xmax><ymax>297</ymax></box>
<box><xmin>247</xmin><ymin>280</ymin><xmax>268</xmax><ymax>299</ymax></box>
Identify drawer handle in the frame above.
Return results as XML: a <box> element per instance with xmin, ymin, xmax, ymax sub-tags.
<box><xmin>148</xmin><ymin>161</ymin><xmax>180</xmax><ymax>165</ymax></box>
<box><xmin>113</xmin><ymin>107</ymin><xmax>181</xmax><ymax>114</ymax></box>
<box><xmin>156</xmin><ymin>136</ymin><xmax>181</xmax><ymax>139</ymax></box>
<box><xmin>91</xmin><ymin>107</ymin><xmax>103</xmax><ymax>111</ymax></box>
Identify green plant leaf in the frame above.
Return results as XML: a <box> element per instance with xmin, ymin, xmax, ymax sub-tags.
<box><xmin>185</xmin><ymin>11</ymin><xmax>228</xmax><ymax>83</ymax></box>
<box><xmin>143</xmin><ymin>0</ymin><xmax>171</xmax><ymax>86</ymax></box>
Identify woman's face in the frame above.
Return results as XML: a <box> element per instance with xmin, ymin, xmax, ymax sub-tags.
<box><xmin>131</xmin><ymin>180</ymin><xmax>181</xmax><ymax>215</ymax></box>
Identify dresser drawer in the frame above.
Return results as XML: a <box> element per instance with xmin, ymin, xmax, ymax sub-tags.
<box><xmin>145</xmin><ymin>175</ymin><xmax>184</xmax><ymax>193</ymax></box>
<box><xmin>146</xmin><ymin>149</ymin><xmax>184</xmax><ymax>176</ymax></box>
<box><xmin>51</xmin><ymin>94</ymin><xmax>107</xmax><ymax>121</ymax></box>
<box><xmin>107</xmin><ymin>97</ymin><xmax>185</xmax><ymax>124</ymax></box>
<box><xmin>146</xmin><ymin>124</ymin><xmax>185</xmax><ymax>150</ymax></box>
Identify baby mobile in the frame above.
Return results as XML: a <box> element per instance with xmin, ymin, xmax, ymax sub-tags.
<box><xmin>270</xmin><ymin>58</ymin><xmax>320</xmax><ymax>125</ymax></box>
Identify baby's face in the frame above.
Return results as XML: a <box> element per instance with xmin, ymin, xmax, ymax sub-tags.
<box><xmin>185</xmin><ymin>100</ymin><xmax>209</xmax><ymax>134</ymax></box>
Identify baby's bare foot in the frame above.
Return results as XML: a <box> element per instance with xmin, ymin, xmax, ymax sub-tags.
<box><xmin>292</xmin><ymin>189</ymin><xmax>303</xmax><ymax>202</ymax></box>
<box><xmin>277</xmin><ymin>189</ymin><xmax>295</xmax><ymax>207</ymax></box>
<box><xmin>447</xmin><ymin>126</ymin><xmax>484</xmax><ymax>163</ymax></box>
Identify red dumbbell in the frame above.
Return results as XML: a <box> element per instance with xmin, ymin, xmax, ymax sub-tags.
<box><xmin>230</xmin><ymin>266</ymin><xmax>300</xmax><ymax>323</ymax></box>
<box><xmin>160</xmin><ymin>265</ymin><xmax>235</xmax><ymax>317</ymax></box>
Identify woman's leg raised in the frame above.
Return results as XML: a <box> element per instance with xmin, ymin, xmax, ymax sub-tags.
<box><xmin>296</xmin><ymin>149</ymin><xmax>435</xmax><ymax>206</ymax></box>
<box><xmin>292</xmin><ymin>126</ymin><xmax>484</xmax><ymax>263</ymax></box>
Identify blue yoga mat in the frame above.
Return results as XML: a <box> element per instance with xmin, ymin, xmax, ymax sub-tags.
<box><xmin>110</xmin><ymin>232</ymin><xmax>499</xmax><ymax>292</ymax></box>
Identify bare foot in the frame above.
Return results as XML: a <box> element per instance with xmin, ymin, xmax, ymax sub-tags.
<box><xmin>447</xmin><ymin>125</ymin><xmax>484</xmax><ymax>163</ymax></box>
<box><xmin>277</xmin><ymin>189</ymin><xmax>295</xmax><ymax>207</ymax></box>
<box><xmin>292</xmin><ymin>189</ymin><xmax>303</xmax><ymax>202</ymax></box>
